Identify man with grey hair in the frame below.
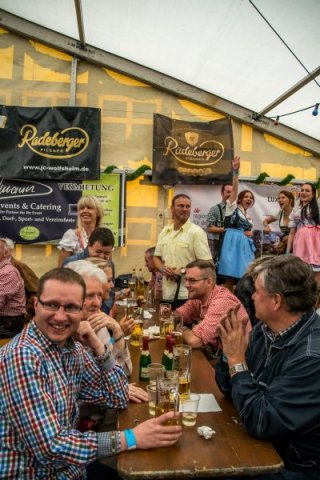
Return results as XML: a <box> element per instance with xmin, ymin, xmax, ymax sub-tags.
<box><xmin>176</xmin><ymin>259</ymin><xmax>249</xmax><ymax>349</ymax></box>
<box><xmin>67</xmin><ymin>259</ymin><xmax>148</xmax><ymax>403</ymax></box>
<box><xmin>215</xmin><ymin>255</ymin><xmax>320</xmax><ymax>479</ymax></box>
<box><xmin>67</xmin><ymin>259</ymin><xmax>132</xmax><ymax>377</ymax></box>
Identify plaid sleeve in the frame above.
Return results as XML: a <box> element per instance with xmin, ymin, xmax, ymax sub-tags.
<box><xmin>207</xmin><ymin>206</ymin><xmax>219</xmax><ymax>226</ymax></box>
<box><xmin>79</xmin><ymin>348</ymin><xmax>129</xmax><ymax>409</ymax></box>
<box><xmin>1</xmin><ymin>347</ymin><xmax>99</xmax><ymax>468</ymax></box>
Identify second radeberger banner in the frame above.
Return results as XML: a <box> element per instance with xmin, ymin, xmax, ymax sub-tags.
<box><xmin>152</xmin><ymin>114</ymin><xmax>234</xmax><ymax>185</ymax></box>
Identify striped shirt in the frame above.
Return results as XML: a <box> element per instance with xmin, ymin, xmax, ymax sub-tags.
<box><xmin>0</xmin><ymin>321</ymin><xmax>129</xmax><ymax>479</ymax></box>
<box><xmin>176</xmin><ymin>285</ymin><xmax>250</xmax><ymax>346</ymax></box>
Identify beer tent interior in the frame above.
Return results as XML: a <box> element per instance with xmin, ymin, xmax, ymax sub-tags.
<box><xmin>0</xmin><ymin>0</ymin><xmax>319</xmax><ymax>275</ymax></box>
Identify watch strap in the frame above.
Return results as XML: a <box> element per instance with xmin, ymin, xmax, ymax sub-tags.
<box><xmin>229</xmin><ymin>362</ymin><xmax>248</xmax><ymax>377</ymax></box>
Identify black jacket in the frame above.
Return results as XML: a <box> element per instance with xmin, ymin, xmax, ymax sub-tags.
<box><xmin>215</xmin><ymin>310</ymin><xmax>320</xmax><ymax>471</ymax></box>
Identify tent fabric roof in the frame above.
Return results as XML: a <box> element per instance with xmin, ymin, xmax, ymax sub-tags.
<box><xmin>0</xmin><ymin>0</ymin><xmax>319</xmax><ymax>143</ymax></box>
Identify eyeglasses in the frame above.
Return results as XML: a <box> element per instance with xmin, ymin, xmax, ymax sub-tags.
<box><xmin>184</xmin><ymin>277</ymin><xmax>208</xmax><ymax>285</ymax></box>
<box><xmin>38</xmin><ymin>299</ymin><xmax>83</xmax><ymax>314</ymax></box>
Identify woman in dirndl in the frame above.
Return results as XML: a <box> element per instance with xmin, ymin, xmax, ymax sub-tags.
<box><xmin>217</xmin><ymin>157</ymin><xmax>255</xmax><ymax>290</ymax></box>
<box><xmin>287</xmin><ymin>182</ymin><xmax>320</xmax><ymax>287</ymax></box>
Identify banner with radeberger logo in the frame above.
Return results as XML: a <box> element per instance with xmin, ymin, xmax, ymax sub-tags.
<box><xmin>152</xmin><ymin>114</ymin><xmax>234</xmax><ymax>185</ymax></box>
<box><xmin>0</xmin><ymin>106</ymin><xmax>100</xmax><ymax>180</ymax></box>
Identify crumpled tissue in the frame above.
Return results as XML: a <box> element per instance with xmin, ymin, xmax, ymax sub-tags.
<box><xmin>197</xmin><ymin>426</ymin><xmax>216</xmax><ymax>439</ymax></box>
<box><xmin>143</xmin><ymin>325</ymin><xmax>160</xmax><ymax>338</ymax></box>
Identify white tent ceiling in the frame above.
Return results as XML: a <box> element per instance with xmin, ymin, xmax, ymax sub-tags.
<box><xmin>0</xmin><ymin>0</ymin><xmax>319</xmax><ymax>149</ymax></box>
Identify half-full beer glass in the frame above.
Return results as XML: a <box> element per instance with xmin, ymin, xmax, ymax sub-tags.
<box><xmin>155</xmin><ymin>375</ymin><xmax>179</xmax><ymax>425</ymax></box>
<box><xmin>172</xmin><ymin>344</ymin><xmax>192</xmax><ymax>399</ymax></box>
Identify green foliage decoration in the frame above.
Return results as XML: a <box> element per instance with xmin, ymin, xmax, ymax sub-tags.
<box><xmin>103</xmin><ymin>164</ymin><xmax>150</xmax><ymax>181</ymax></box>
<box><xmin>255</xmin><ymin>172</ymin><xmax>270</xmax><ymax>184</ymax></box>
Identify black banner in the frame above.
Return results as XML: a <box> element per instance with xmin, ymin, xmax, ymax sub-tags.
<box><xmin>0</xmin><ymin>175</ymin><xmax>124</xmax><ymax>246</ymax></box>
<box><xmin>0</xmin><ymin>106</ymin><xmax>100</xmax><ymax>180</ymax></box>
<box><xmin>152</xmin><ymin>114</ymin><xmax>234</xmax><ymax>185</ymax></box>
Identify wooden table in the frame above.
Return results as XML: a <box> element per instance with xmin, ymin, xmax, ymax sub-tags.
<box><xmin>117</xmin><ymin>333</ymin><xmax>283</xmax><ymax>479</ymax></box>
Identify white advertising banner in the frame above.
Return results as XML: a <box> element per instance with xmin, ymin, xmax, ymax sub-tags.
<box><xmin>175</xmin><ymin>182</ymin><xmax>300</xmax><ymax>256</ymax></box>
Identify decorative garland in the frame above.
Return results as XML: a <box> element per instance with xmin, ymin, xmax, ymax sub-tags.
<box><xmin>103</xmin><ymin>165</ymin><xmax>320</xmax><ymax>188</ymax></box>
<box><xmin>255</xmin><ymin>172</ymin><xmax>270</xmax><ymax>184</ymax></box>
<box><xmin>103</xmin><ymin>164</ymin><xmax>150</xmax><ymax>181</ymax></box>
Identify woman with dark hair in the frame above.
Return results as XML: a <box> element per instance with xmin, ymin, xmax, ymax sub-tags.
<box><xmin>235</xmin><ymin>255</ymin><xmax>273</xmax><ymax>327</ymax></box>
<box><xmin>262</xmin><ymin>190</ymin><xmax>295</xmax><ymax>254</ymax></box>
<box><xmin>287</xmin><ymin>182</ymin><xmax>320</xmax><ymax>286</ymax></box>
<box><xmin>217</xmin><ymin>158</ymin><xmax>255</xmax><ymax>290</ymax></box>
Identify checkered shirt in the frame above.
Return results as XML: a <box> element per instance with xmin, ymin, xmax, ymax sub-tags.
<box><xmin>176</xmin><ymin>285</ymin><xmax>250</xmax><ymax>346</ymax></box>
<box><xmin>0</xmin><ymin>321</ymin><xmax>129</xmax><ymax>479</ymax></box>
<box><xmin>0</xmin><ymin>258</ymin><xmax>26</xmax><ymax>316</ymax></box>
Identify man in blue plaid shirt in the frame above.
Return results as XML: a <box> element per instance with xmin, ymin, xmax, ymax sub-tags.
<box><xmin>0</xmin><ymin>267</ymin><xmax>182</xmax><ymax>479</ymax></box>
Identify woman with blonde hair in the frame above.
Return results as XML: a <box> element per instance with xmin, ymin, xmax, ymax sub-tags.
<box><xmin>57</xmin><ymin>195</ymin><xmax>104</xmax><ymax>266</ymax></box>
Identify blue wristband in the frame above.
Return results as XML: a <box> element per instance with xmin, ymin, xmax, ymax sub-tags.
<box><xmin>124</xmin><ymin>429</ymin><xmax>137</xmax><ymax>450</ymax></box>
<box><xmin>109</xmin><ymin>337</ymin><xmax>115</xmax><ymax>345</ymax></box>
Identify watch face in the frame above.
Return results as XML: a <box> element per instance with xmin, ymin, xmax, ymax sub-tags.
<box><xmin>180</xmin><ymin>268</ymin><xmax>186</xmax><ymax>275</ymax></box>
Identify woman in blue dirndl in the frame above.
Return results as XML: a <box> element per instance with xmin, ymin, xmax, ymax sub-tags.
<box><xmin>217</xmin><ymin>157</ymin><xmax>255</xmax><ymax>290</ymax></box>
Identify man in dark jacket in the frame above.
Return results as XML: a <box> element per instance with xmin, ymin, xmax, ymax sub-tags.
<box><xmin>215</xmin><ymin>254</ymin><xmax>320</xmax><ymax>480</ymax></box>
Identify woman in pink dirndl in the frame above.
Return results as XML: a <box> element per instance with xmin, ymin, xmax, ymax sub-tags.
<box><xmin>287</xmin><ymin>182</ymin><xmax>320</xmax><ymax>287</ymax></box>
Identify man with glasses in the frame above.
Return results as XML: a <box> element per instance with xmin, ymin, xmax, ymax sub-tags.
<box><xmin>63</xmin><ymin>227</ymin><xmax>115</xmax><ymax>266</ymax></box>
<box><xmin>176</xmin><ymin>260</ymin><xmax>249</xmax><ymax>349</ymax></box>
<box><xmin>215</xmin><ymin>255</ymin><xmax>320</xmax><ymax>480</ymax></box>
<box><xmin>0</xmin><ymin>267</ymin><xmax>182</xmax><ymax>479</ymax></box>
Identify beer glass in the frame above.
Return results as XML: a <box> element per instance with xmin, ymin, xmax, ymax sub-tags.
<box><xmin>155</xmin><ymin>375</ymin><xmax>179</xmax><ymax>425</ymax></box>
<box><xmin>147</xmin><ymin>363</ymin><xmax>165</xmax><ymax>386</ymax></box>
<box><xmin>146</xmin><ymin>287</ymin><xmax>156</xmax><ymax>313</ymax></box>
<box><xmin>180</xmin><ymin>393</ymin><xmax>200</xmax><ymax>427</ymax></box>
<box><xmin>159</xmin><ymin>303</ymin><xmax>172</xmax><ymax>338</ymax></box>
<box><xmin>130</xmin><ymin>319</ymin><xmax>143</xmax><ymax>347</ymax></box>
<box><xmin>172</xmin><ymin>345</ymin><xmax>192</xmax><ymax>399</ymax></box>
<box><xmin>126</xmin><ymin>298</ymin><xmax>138</xmax><ymax>319</ymax></box>
<box><xmin>146</xmin><ymin>383</ymin><xmax>157</xmax><ymax>416</ymax></box>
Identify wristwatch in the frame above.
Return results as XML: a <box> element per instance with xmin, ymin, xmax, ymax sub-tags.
<box><xmin>180</xmin><ymin>268</ymin><xmax>186</xmax><ymax>275</ymax></box>
<box><xmin>229</xmin><ymin>362</ymin><xmax>248</xmax><ymax>377</ymax></box>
